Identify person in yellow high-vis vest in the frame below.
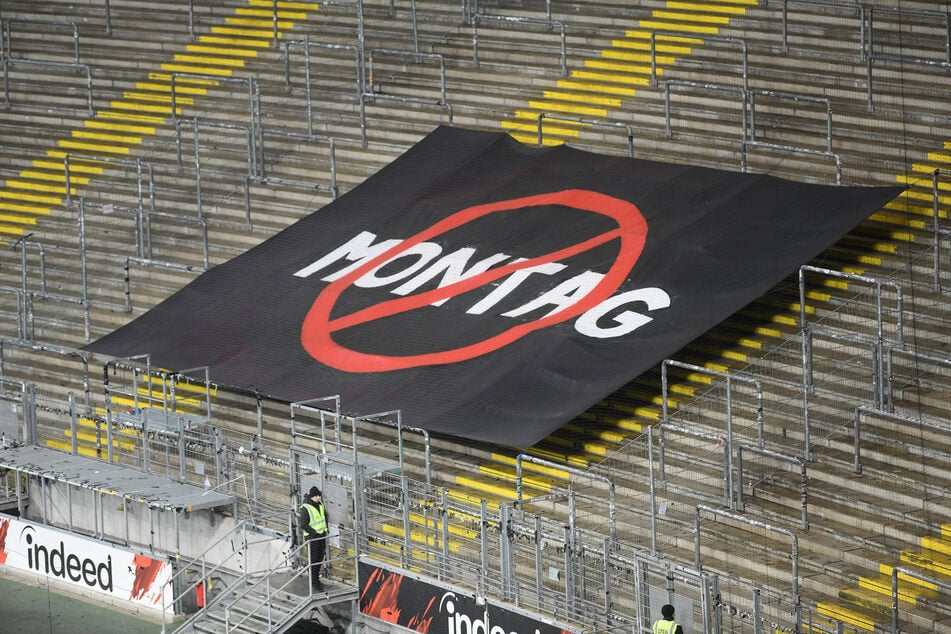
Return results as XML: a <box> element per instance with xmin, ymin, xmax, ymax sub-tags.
<box><xmin>298</xmin><ymin>486</ymin><xmax>329</xmax><ymax>591</ymax></box>
<box><xmin>653</xmin><ymin>604</ymin><xmax>684</xmax><ymax>634</ymax></box>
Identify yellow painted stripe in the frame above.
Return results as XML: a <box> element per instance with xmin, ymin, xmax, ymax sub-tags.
<box><xmin>541</xmin><ymin>91</ymin><xmax>622</xmax><ymax>107</ymax></box>
<box><xmin>123</xmin><ymin>91</ymin><xmax>194</xmax><ymax>106</ymax></box>
<box><xmin>570</xmin><ymin>71</ymin><xmax>652</xmax><ymax>86</ymax></box>
<box><xmin>84</xmin><ymin>119</ymin><xmax>157</xmax><ymax>135</ymax></box>
<box><xmin>172</xmin><ymin>54</ymin><xmax>247</xmax><ymax>68</ymax></box>
<box><xmin>248</xmin><ymin>0</ymin><xmax>318</xmax><ymax>8</ymax></box>
<box><xmin>490</xmin><ymin>453</ymin><xmax>570</xmax><ymax>480</ymax></box>
<box><xmin>185</xmin><ymin>44</ymin><xmax>261</xmax><ymax>57</ymax></box>
<box><xmin>584</xmin><ymin>59</ymin><xmax>656</xmax><ymax>75</ymax></box>
<box><xmin>159</xmin><ymin>63</ymin><xmax>235</xmax><ymax>77</ymax></box>
<box><xmin>96</xmin><ymin>109</ymin><xmax>168</xmax><ymax>124</ymax></box>
<box><xmin>3</xmin><ymin>181</ymin><xmax>69</xmax><ymax>195</ymax></box>
<box><xmin>108</xmin><ymin>100</ymin><xmax>178</xmax><ymax>115</ymax></box>
<box><xmin>667</xmin><ymin>1</ymin><xmax>750</xmax><ymax>14</ymax></box>
<box><xmin>651</xmin><ymin>11</ymin><xmax>731</xmax><ymax>25</ymax></box>
<box><xmin>32</xmin><ymin>159</ymin><xmax>104</xmax><ymax>175</ymax></box>
<box><xmin>18</xmin><ymin>170</ymin><xmax>90</xmax><ymax>186</ymax></box>
<box><xmin>135</xmin><ymin>82</ymin><xmax>209</xmax><ymax>97</ymax></box>
<box><xmin>0</xmin><ymin>201</ymin><xmax>52</xmax><ymax>215</ymax></box>
<box><xmin>610</xmin><ymin>39</ymin><xmax>693</xmax><ymax>55</ymax></box>
<box><xmin>147</xmin><ymin>72</ymin><xmax>221</xmax><ymax>86</ymax></box>
<box><xmin>197</xmin><ymin>35</ymin><xmax>272</xmax><ymax>48</ymax></box>
<box><xmin>0</xmin><ymin>213</ymin><xmax>37</xmax><ymax>225</ymax></box>
<box><xmin>236</xmin><ymin>7</ymin><xmax>307</xmax><ymax>19</ymax></box>
<box><xmin>57</xmin><ymin>139</ymin><xmax>131</xmax><ymax>155</ymax></box>
<box><xmin>554</xmin><ymin>79</ymin><xmax>637</xmax><ymax>97</ymax></box>
<box><xmin>526</xmin><ymin>101</ymin><xmax>610</xmax><ymax>117</ymax></box>
<box><xmin>816</xmin><ymin>603</ymin><xmax>875</xmax><ymax>631</ymax></box>
<box><xmin>72</xmin><ymin>130</ymin><xmax>143</xmax><ymax>145</ymax></box>
<box><xmin>224</xmin><ymin>17</ymin><xmax>295</xmax><ymax>28</ymax></box>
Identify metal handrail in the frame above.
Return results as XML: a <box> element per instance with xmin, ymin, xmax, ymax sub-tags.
<box><xmin>1</xmin><ymin>58</ymin><xmax>93</xmax><ymax>115</ymax></box>
<box><xmin>2</xmin><ymin>19</ymin><xmax>81</xmax><ymax>63</ymax></box>
<box><xmin>866</xmin><ymin>6</ymin><xmax>951</xmax><ymax>111</ymax></box>
<box><xmin>781</xmin><ymin>0</ymin><xmax>865</xmax><ymax>59</ymax></box>
<box><xmin>283</xmin><ymin>38</ymin><xmax>363</xmax><ymax>135</ymax></box>
<box><xmin>651</xmin><ymin>31</ymin><xmax>748</xmax><ymax>93</ymax></box>
<box><xmin>123</xmin><ymin>256</ymin><xmax>204</xmax><ymax>312</ymax></box>
<box><xmin>663</xmin><ymin>80</ymin><xmax>748</xmax><ymax>144</ymax></box>
<box><xmin>472</xmin><ymin>14</ymin><xmax>567</xmax><ymax>77</ymax></box>
<box><xmin>145</xmin><ymin>210</ymin><xmax>209</xmax><ymax>269</ymax></box>
<box><xmin>741</xmin><ymin>139</ymin><xmax>841</xmax><ymax>185</ymax></box>
<box><xmin>749</xmin><ymin>89</ymin><xmax>833</xmax><ymax>153</ymax></box>
<box><xmin>536</xmin><ymin>113</ymin><xmax>635</xmax><ymax>156</ymax></box>
<box><xmin>735</xmin><ymin>445</ymin><xmax>808</xmax><ymax>529</ymax></box>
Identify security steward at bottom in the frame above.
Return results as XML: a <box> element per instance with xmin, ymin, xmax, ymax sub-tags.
<box><xmin>299</xmin><ymin>486</ymin><xmax>329</xmax><ymax>591</ymax></box>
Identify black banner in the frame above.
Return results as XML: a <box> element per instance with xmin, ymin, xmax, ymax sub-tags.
<box><xmin>84</xmin><ymin>126</ymin><xmax>903</xmax><ymax>446</ymax></box>
<box><xmin>358</xmin><ymin>561</ymin><xmax>573</xmax><ymax>634</ymax></box>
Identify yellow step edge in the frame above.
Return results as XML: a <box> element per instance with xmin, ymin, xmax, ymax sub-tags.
<box><xmin>670</xmin><ymin>383</ymin><xmax>696</xmax><ymax>397</ymax></box>
<box><xmin>247</xmin><ymin>0</ymin><xmax>319</xmax><ymax>8</ymax></box>
<box><xmin>625</xmin><ymin>29</ymin><xmax>705</xmax><ymax>44</ymax></box>
<box><xmin>57</xmin><ymin>140</ymin><xmax>131</xmax><ymax>155</ymax></box>
<box><xmin>159</xmin><ymin>63</ymin><xmax>235</xmax><ymax>78</ymax></box>
<box><xmin>601</xmin><ymin>50</ymin><xmax>677</xmax><ymax>65</ymax></box>
<box><xmin>666</xmin><ymin>1</ymin><xmax>750</xmax><ymax>14</ymax></box>
<box><xmin>857</xmin><ymin>576</ymin><xmax>917</xmax><ymax>605</ymax></box>
<box><xmin>541</xmin><ymin>90</ymin><xmax>622</xmax><ymax>107</ymax></box>
<box><xmin>18</xmin><ymin>170</ymin><xmax>90</xmax><ymax>186</ymax></box>
<box><xmin>172</xmin><ymin>54</ymin><xmax>247</xmax><ymax>69</ymax></box>
<box><xmin>0</xmin><ymin>201</ymin><xmax>52</xmax><ymax>215</ymax></box>
<box><xmin>32</xmin><ymin>159</ymin><xmax>104</xmax><ymax>175</ymax></box>
<box><xmin>816</xmin><ymin>603</ymin><xmax>875</xmax><ymax>631</ymax></box>
<box><xmin>95</xmin><ymin>110</ymin><xmax>168</xmax><ymax>124</ymax></box>
<box><xmin>921</xmin><ymin>535</ymin><xmax>951</xmax><ymax>555</ymax></box>
<box><xmin>0</xmin><ymin>190</ymin><xmax>63</xmax><ymax>205</ymax></box>
<box><xmin>570</xmin><ymin>70</ymin><xmax>652</xmax><ymax>86</ymax></box>
<box><xmin>196</xmin><ymin>35</ymin><xmax>272</xmax><ymax>48</ymax></box>
<box><xmin>454</xmin><ymin>474</ymin><xmax>516</xmax><ymax>501</ymax></box>
<box><xmin>72</xmin><ymin>129</ymin><xmax>143</xmax><ymax>145</ymax></box>
<box><xmin>491</xmin><ymin>452</ymin><xmax>570</xmax><ymax>480</ymax></box>
<box><xmin>526</xmin><ymin>446</ymin><xmax>589</xmax><ymax>468</ymax></box>
<box><xmin>478</xmin><ymin>464</ymin><xmax>552</xmax><ymax>491</ymax></box>
<box><xmin>445</xmin><ymin>488</ymin><xmax>501</xmax><ymax>510</ymax></box>
<box><xmin>638</xmin><ymin>20</ymin><xmax>721</xmax><ymax>35</ymax></box>
<box><xmin>567</xmin><ymin>424</ymin><xmax>626</xmax><ymax>444</ymax></box>
<box><xmin>184</xmin><ymin>44</ymin><xmax>261</xmax><ymax>57</ymax></box>
<box><xmin>583</xmin><ymin>59</ymin><xmax>657</xmax><ymax>75</ymax></box>
<box><xmin>615</xmin><ymin>418</ymin><xmax>644</xmax><ymax>433</ymax></box>
<box><xmin>651</xmin><ymin>11</ymin><xmax>731</xmax><ymax>25</ymax></box>
<box><xmin>555</xmin><ymin>79</ymin><xmax>637</xmax><ymax>97</ymax></box>
<box><xmin>65</xmin><ymin>429</ymin><xmax>137</xmax><ymax>450</ymax></box>
<box><xmin>686</xmin><ymin>372</ymin><xmax>714</xmax><ymax>385</ymax></box>
<box><xmin>507</xmin><ymin>133</ymin><xmax>566</xmax><ymax>147</ymax></box>
<box><xmin>45</xmin><ymin>439</ymin><xmax>119</xmax><ymax>462</ymax></box>
<box><xmin>501</xmin><ymin>120</ymin><xmax>581</xmax><ymax>137</ymax></box>
<box><xmin>122</xmin><ymin>91</ymin><xmax>194</xmax><ymax>106</ymax></box>
<box><xmin>879</xmin><ymin>563</ymin><xmax>939</xmax><ymax>591</ymax></box>
<box><xmin>379</xmin><ymin>523</ymin><xmax>464</xmax><ymax>551</ymax></box>
<box><xmin>0</xmin><ymin>213</ymin><xmax>37</xmax><ymax>225</ymax></box>
<box><xmin>235</xmin><ymin>7</ymin><xmax>307</xmax><ymax>19</ymax></box>
<box><xmin>611</xmin><ymin>39</ymin><xmax>693</xmax><ymax>55</ymax></box>
<box><xmin>84</xmin><ymin>119</ymin><xmax>156</xmax><ymax>135</ymax></box>
<box><xmin>209</xmin><ymin>26</ymin><xmax>281</xmax><ymax>38</ymax></box>
<box><xmin>134</xmin><ymin>82</ymin><xmax>208</xmax><ymax>97</ymax></box>
<box><xmin>147</xmin><ymin>72</ymin><xmax>221</xmax><ymax>86</ymax></box>
<box><xmin>3</xmin><ymin>180</ymin><xmax>70</xmax><ymax>195</ymax></box>
<box><xmin>900</xmin><ymin>549</ymin><xmax>951</xmax><ymax>576</ymax></box>
<box><xmin>406</xmin><ymin>512</ymin><xmax>479</xmax><ymax>539</ymax></box>
<box><xmin>109</xmin><ymin>100</ymin><xmax>179</xmax><ymax>115</ymax></box>
<box><xmin>224</xmin><ymin>17</ymin><xmax>296</xmax><ymax>28</ymax></box>
<box><xmin>526</xmin><ymin>100</ymin><xmax>610</xmax><ymax>118</ymax></box>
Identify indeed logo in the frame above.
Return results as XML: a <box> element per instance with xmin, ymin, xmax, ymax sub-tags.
<box><xmin>439</xmin><ymin>592</ymin><xmax>541</xmax><ymax>634</ymax></box>
<box><xmin>21</xmin><ymin>528</ymin><xmax>114</xmax><ymax>591</ymax></box>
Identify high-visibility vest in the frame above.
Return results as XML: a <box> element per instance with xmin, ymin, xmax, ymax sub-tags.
<box><xmin>653</xmin><ymin>619</ymin><xmax>679</xmax><ymax>634</ymax></box>
<box><xmin>301</xmin><ymin>501</ymin><xmax>328</xmax><ymax>535</ymax></box>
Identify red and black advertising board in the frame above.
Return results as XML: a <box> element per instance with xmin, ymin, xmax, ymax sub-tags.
<box><xmin>358</xmin><ymin>560</ymin><xmax>573</xmax><ymax>634</ymax></box>
<box><xmin>84</xmin><ymin>126</ymin><xmax>903</xmax><ymax>446</ymax></box>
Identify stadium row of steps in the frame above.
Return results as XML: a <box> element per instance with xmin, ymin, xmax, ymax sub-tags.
<box><xmin>1</xmin><ymin>0</ymin><xmax>951</xmax><ymax>628</ymax></box>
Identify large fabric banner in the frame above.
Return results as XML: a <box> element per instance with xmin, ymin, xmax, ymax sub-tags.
<box><xmin>85</xmin><ymin>126</ymin><xmax>903</xmax><ymax>446</ymax></box>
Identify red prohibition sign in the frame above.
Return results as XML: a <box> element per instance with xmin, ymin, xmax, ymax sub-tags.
<box><xmin>301</xmin><ymin>189</ymin><xmax>648</xmax><ymax>372</ymax></box>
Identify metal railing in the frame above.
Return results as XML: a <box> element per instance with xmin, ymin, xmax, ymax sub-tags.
<box><xmin>536</xmin><ymin>113</ymin><xmax>635</xmax><ymax>156</ymax></box>
<box><xmin>1</xmin><ymin>18</ymin><xmax>81</xmax><ymax>62</ymax></box>
<box><xmin>471</xmin><ymin>14</ymin><xmax>567</xmax><ymax>77</ymax></box>
<box><xmin>663</xmin><ymin>80</ymin><xmax>748</xmax><ymax>143</ymax></box>
<box><xmin>284</xmin><ymin>38</ymin><xmax>363</xmax><ymax>136</ymax></box>
<box><xmin>1</xmin><ymin>58</ymin><xmax>93</xmax><ymax>115</ymax></box>
<box><xmin>741</xmin><ymin>140</ymin><xmax>842</xmax><ymax>185</ymax></box>
<box><xmin>780</xmin><ymin>0</ymin><xmax>865</xmax><ymax>59</ymax></box>
<box><xmin>650</xmin><ymin>32</ymin><xmax>749</xmax><ymax>93</ymax></box>
<box><xmin>748</xmin><ymin>89</ymin><xmax>833</xmax><ymax>154</ymax></box>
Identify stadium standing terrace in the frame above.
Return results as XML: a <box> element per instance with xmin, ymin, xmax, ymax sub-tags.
<box><xmin>0</xmin><ymin>0</ymin><xmax>949</xmax><ymax>633</ymax></box>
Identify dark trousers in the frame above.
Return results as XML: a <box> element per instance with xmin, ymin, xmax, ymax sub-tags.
<box><xmin>307</xmin><ymin>534</ymin><xmax>327</xmax><ymax>587</ymax></box>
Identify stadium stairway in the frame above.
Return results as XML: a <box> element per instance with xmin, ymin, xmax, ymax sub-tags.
<box><xmin>1</xmin><ymin>0</ymin><xmax>951</xmax><ymax>632</ymax></box>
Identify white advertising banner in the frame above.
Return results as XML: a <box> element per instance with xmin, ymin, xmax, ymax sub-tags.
<box><xmin>0</xmin><ymin>513</ymin><xmax>173</xmax><ymax>610</ymax></box>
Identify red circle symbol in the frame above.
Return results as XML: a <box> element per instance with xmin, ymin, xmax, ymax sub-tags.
<box><xmin>301</xmin><ymin>190</ymin><xmax>648</xmax><ymax>371</ymax></box>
